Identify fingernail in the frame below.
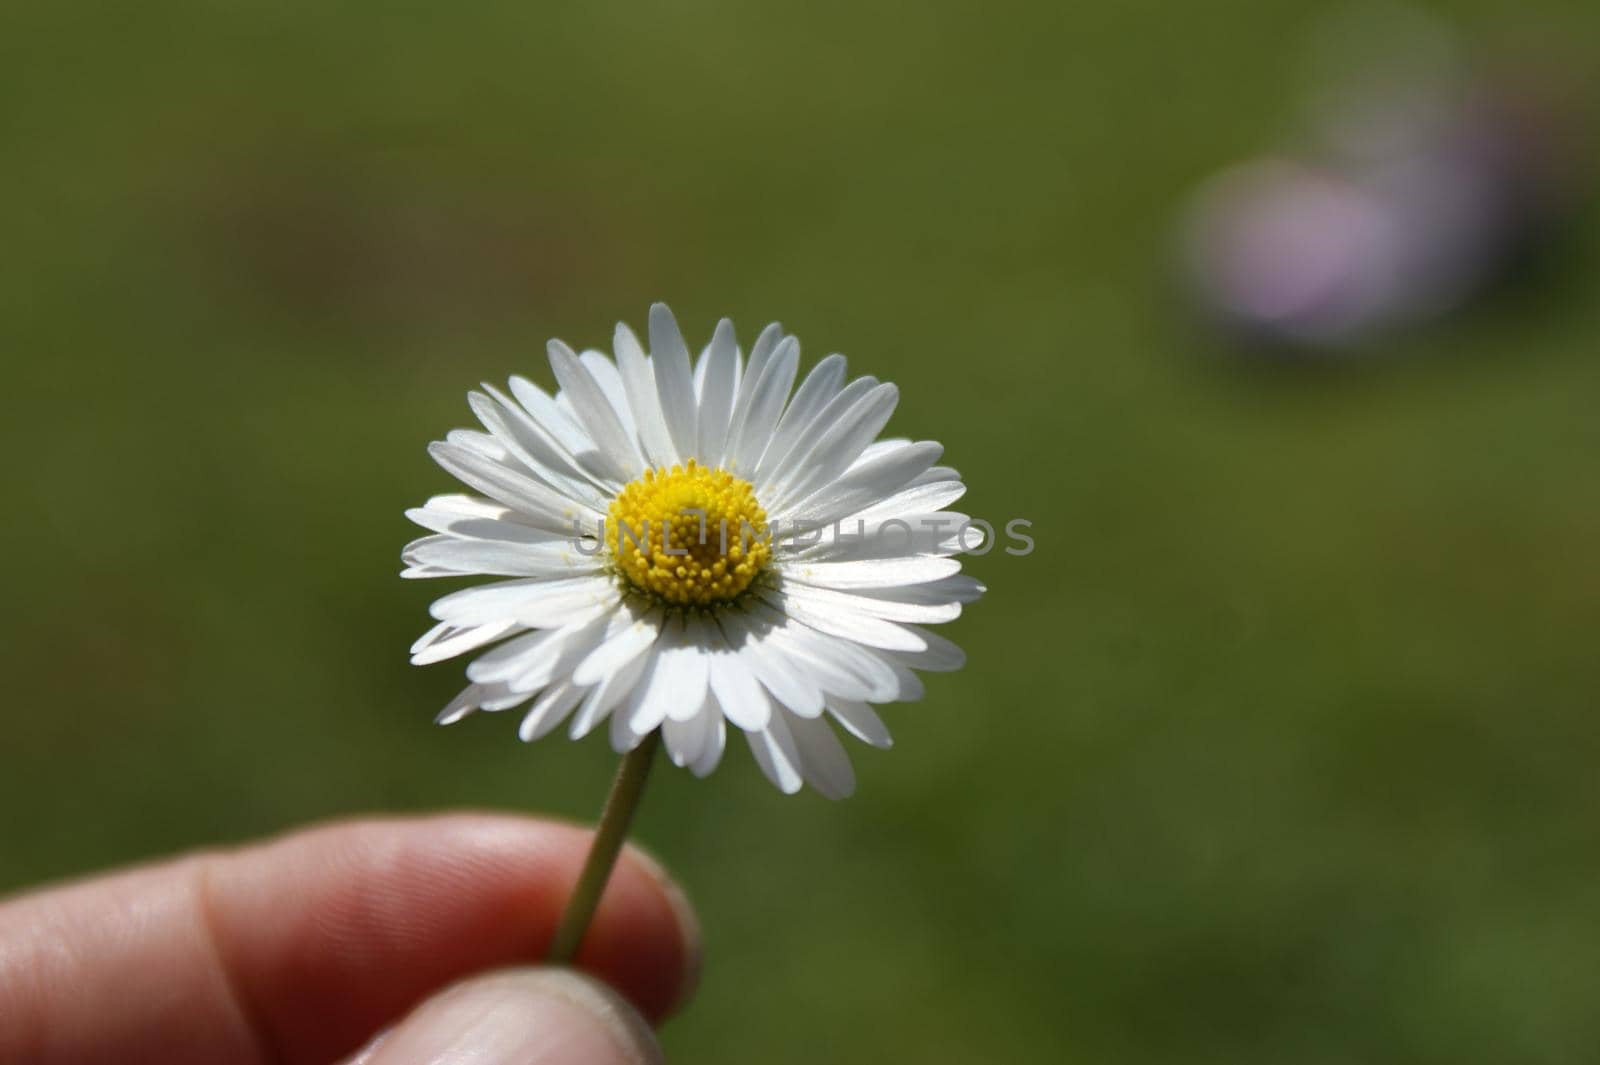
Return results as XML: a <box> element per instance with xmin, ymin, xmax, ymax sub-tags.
<box><xmin>626</xmin><ymin>843</ymin><xmax>703</xmax><ymax>1014</ymax></box>
<box><xmin>361</xmin><ymin>968</ymin><xmax>661</xmax><ymax>1065</ymax></box>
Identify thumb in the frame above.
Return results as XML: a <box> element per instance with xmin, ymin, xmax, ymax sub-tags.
<box><xmin>341</xmin><ymin>968</ymin><xmax>662</xmax><ymax>1065</ymax></box>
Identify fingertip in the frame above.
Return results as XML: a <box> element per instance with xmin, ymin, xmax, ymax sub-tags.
<box><xmin>621</xmin><ymin>843</ymin><xmax>702</xmax><ymax>1017</ymax></box>
<box><xmin>349</xmin><ymin>968</ymin><xmax>661</xmax><ymax>1065</ymax></box>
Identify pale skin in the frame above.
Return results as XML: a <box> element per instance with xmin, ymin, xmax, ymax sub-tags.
<box><xmin>0</xmin><ymin>814</ymin><xmax>700</xmax><ymax>1065</ymax></box>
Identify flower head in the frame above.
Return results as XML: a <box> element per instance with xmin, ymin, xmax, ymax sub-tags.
<box><xmin>404</xmin><ymin>304</ymin><xmax>981</xmax><ymax>797</ymax></box>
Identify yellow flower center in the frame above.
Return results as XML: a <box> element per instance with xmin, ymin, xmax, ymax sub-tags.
<box><xmin>607</xmin><ymin>460</ymin><xmax>771</xmax><ymax>606</ymax></box>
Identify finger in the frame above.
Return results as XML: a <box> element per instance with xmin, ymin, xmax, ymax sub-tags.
<box><xmin>338</xmin><ymin>968</ymin><xmax>660</xmax><ymax>1065</ymax></box>
<box><xmin>0</xmin><ymin>813</ymin><xmax>699</xmax><ymax>1065</ymax></box>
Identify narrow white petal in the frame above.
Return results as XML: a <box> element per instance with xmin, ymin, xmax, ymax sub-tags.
<box><xmin>758</xmin><ymin>614</ymin><xmax>900</xmax><ymax>702</ymax></box>
<box><xmin>501</xmin><ymin>611</ymin><xmax>614</xmax><ymax>692</ymax></box>
<box><xmin>629</xmin><ymin>617</ymin><xmax>709</xmax><ymax>731</ymax></box>
<box><xmin>908</xmin><ymin>465</ymin><xmax>961</xmax><ymax>487</ymax></box>
<box><xmin>689</xmin><ymin>713</ymin><xmax>727</xmax><ymax>777</ymax></box>
<box><xmin>778</xmin><ymin>441</ymin><xmax>942</xmax><ymax>529</ymax></box>
<box><xmin>704</xmin><ymin>617</ymin><xmax>774</xmax><ymax>730</ymax></box>
<box><xmin>410</xmin><ymin>619</ymin><xmax>522</xmax><ymax>665</ymax></box>
<box><xmin>853</xmin><ymin>480</ymin><xmax>968</xmax><ymax>523</ymax></box>
<box><xmin>756</xmin><ymin>362</ymin><xmax>861</xmax><ymax>489</ymax></box>
<box><xmin>758</xmin><ymin>587</ymin><xmax>931</xmax><ymax>651</ymax></box>
<box><xmin>852</xmin><ymin>574</ymin><xmax>986</xmax><ymax>606</ymax></box>
<box><xmin>649</xmin><ymin>303</ymin><xmax>698</xmax><ymax>461</ymax></box>
<box><xmin>403</xmin><ymin>537</ymin><xmax>604</xmax><ymax>579</ymax></box>
<box><xmin>466</xmin><ymin>628</ymin><xmax>559</xmax><ymax>684</ymax></box>
<box><xmin>753</xmin><ymin>352</ymin><xmax>844</xmax><ymax>486</ymax></box>
<box><xmin>726</xmin><ymin>337</ymin><xmax>800</xmax><ymax>477</ymax></box>
<box><xmin>745</xmin><ymin>712</ymin><xmax>804</xmax><ymax>795</ymax></box>
<box><xmin>694</xmin><ymin>318</ymin><xmax>739</xmax><ymax>466</ymax></box>
<box><xmin>469</xmin><ymin>389</ymin><xmax>615</xmax><ymax>507</ymax></box>
<box><xmin>781</xmin><ymin>581</ymin><xmax>960</xmax><ymax>625</ymax></box>
<box><xmin>846</xmin><ymin>437</ymin><xmax>912</xmax><ymax>470</ymax></box>
<box><xmin>445</xmin><ymin>428</ymin><xmax>510</xmax><ymax>462</ymax></box>
<box><xmin>407</xmin><ymin>504</ymin><xmax>570</xmax><ymax>545</ymax></box>
<box><xmin>505</xmin><ymin>375</ymin><xmax>592</xmax><ymax>458</ymax></box>
<box><xmin>826</xmin><ymin>698</ymin><xmax>894</xmax><ymax>749</ymax></box>
<box><xmin>720</xmin><ymin>610</ymin><xmax>824</xmax><ymax>716</ymax></box>
<box><xmin>572</xmin><ymin>606</ymin><xmax>663</xmax><ymax>687</ymax></box>
<box><xmin>787</xmin><ymin>712</ymin><xmax>856</xmax><ymax>800</ymax></box>
<box><xmin>578</xmin><ymin>350</ymin><xmax>637</xmax><ymax>438</ymax></box>
<box><xmin>662</xmin><ymin>695</ymin><xmax>717</xmax><ymax>769</ymax></box>
<box><xmin>779</xmin><ymin>556</ymin><xmax>961</xmax><ymax>591</ymax></box>
<box><xmin>519</xmin><ymin>682</ymin><xmax>585</xmax><ymax>741</ymax></box>
<box><xmin>891</xmin><ymin>625</ymin><xmax>968</xmax><ymax>671</ymax></box>
<box><xmin>547</xmin><ymin>340</ymin><xmax>643</xmax><ymax>480</ymax></box>
<box><xmin>726</xmin><ymin>321</ymin><xmax>782</xmax><ymax>444</ymax></box>
<box><xmin>569</xmin><ymin>647</ymin><xmax>651</xmax><ymax>739</ymax></box>
<box><xmin>614</xmin><ymin>321</ymin><xmax>678</xmax><ymax>467</ymax></box>
<box><xmin>768</xmin><ymin>383</ymin><xmax>900</xmax><ymax>510</ymax></box>
<box><xmin>428</xmin><ymin>441</ymin><xmax>601</xmax><ymax>535</ymax></box>
<box><xmin>429</xmin><ymin>575</ymin><xmax>616</xmax><ymax>627</ymax></box>
<box><xmin>794</xmin><ymin>511</ymin><xmax>973</xmax><ymax>561</ymax></box>
<box><xmin>435</xmin><ymin>683</ymin><xmax>486</xmax><ymax>724</ymax></box>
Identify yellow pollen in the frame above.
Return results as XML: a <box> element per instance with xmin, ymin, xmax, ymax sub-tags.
<box><xmin>607</xmin><ymin>460</ymin><xmax>771</xmax><ymax>607</ymax></box>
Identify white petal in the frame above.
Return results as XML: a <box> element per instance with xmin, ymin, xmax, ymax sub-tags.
<box><xmin>757</xmin><ymin>587</ymin><xmax>928</xmax><ymax>651</ymax></box>
<box><xmin>407</xmin><ymin>503</ymin><xmax>570</xmax><ymax>545</ymax></box>
<box><xmin>853</xmin><ymin>480</ymin><xmax>968</xmax><ymax>523</ymax></box>
<box><xmin>757</xmin><ymin>615</ymin><xmax>900</xmax><ymax>702</ymax></box>
<box><xmin>572</xmin><ymin>606</ymin><xmax>663</xmax><ymax>687</ymax></box>
<box><xmin>410</xmin><ymin>619</ymin><xmax>522</xmax><ymax>666</ymax></box>
<box><xmin>648</xmin><ymin>303</ymin><xmax>698</xmax><ymax>462</ymax></box>
<box><xmin>726</xmin><ymin>337</ymin><xmax>800</xmax><ymax>477</ymax></box>
<box><xmin>704</xmin><ymin>617</ymin><xmax>773</xmax><ymax>730</ymax></box>
<box><xmin>908</xmin><ymin>465</ymin><xmax>960</xmax><ymax>487</ymax></box>
<box><xmin>768</xmin><ymin>383</ymin><xmax>899</xmax><ymax>511</ymax></box>
<box><xmin>726</xmin><ymin>321</ymin><xmax>782</xmax><ymax>444</ymax></box>
<box><xmin>745</xmin><ymin>712</ymin><xmax>804</xmax><ymax>795</ymax></box>
<box><xmin>787</xmin><ymin>713</ymin><xmax>856</xmax><ymax>800</ymax></box>
<box><xmin>403</xmin><ymin>536</ymin><xmax>604</xmax><ymax>578</ymax></box>
<box><xmin>891</xmin><ymin>625</ymin><xmax>967</xmax><ymax>671</ymax></box>
<box><xmin>569</xmin><ymin>647</ymin><xmax>651</xmax><ymax>739</ymax></box>
<box><xmin>719</xmin><ymin>610</ymin><xmax>824</xmax><ymax>716</ymax></box>
<box><xmin>756</xmin><ymin>363</ymin><xmax>862</xmax><ymax>490</ymax></box>
<box><xmin>781</xmin><ymin>581</ymin><xmax>960</xmax><ymax>625</ymax></box>
<box><xmin>826</xmin><ymin>698</ymin><xmax>894</xmax><ymax>749</ymax></box>
<box><xmin>694</xmin><ymin>318</ymin><xmax>739</xmax><ymax>466</ymax></box>
<box><xmin>428</xmin><ymin>441</ymin><xmax>601</xmax><ymax>534</ymax></box>
<box><xmin>662</xmin><ymin>695</ymin><xmax>717</xmax><ymax>769</ymax></box>
<box><xmin>469</xmin><ymin>389</ymin><xmax>615</xmax><ymax>507</ymax></box>
<box><xmin>753</xmin><ymin>353</ymin><xmax>845</xmax><ymax>486</ymax></box>
<box><xmin>795</xmin><ymin>511</ymin><xmax>973</xmax><ymax>561</ymax></box>
<box><xmin>435</xmin><ymin>683</ymin><xmax>486</xmax><ymax>724</ymax></box>
<box><xmin>466</xmin><ymin>628</ymin><xmax>560</xmax><ymax>684</ymax></box>
<box><xmin>778</xmin><ymin>441</ymin><xmax>943</xmax><ymax>529</ymax></box>
<box><xmin>614</xmin><ymin>321</ymin><xmax>678</xmax><ymax>467</ymax></box>
<box><xmin>445</xmin><ymin>428</ymin><xmax>510</xmax><ymax>462</ymax></box>
<box><xmin>518</xmin><ymin>682</ymin><xmax>585</xmax><ymax>741</ymax></box>
<box><xmin>578</xmin><ymin>349</ymin><xmax>637</xmax><ymax>438</ymax></box>
<box><xmin>547</xmin><ymin>340</ymin><xmax>643</xmax><ymax>480</ymax></box>
<box><xmin>779</xmin><ymin>556</ymin><xmax>961</xmax><ymax>591</ymax></box>
<box><xmin>505</xmin><ymin>375</ymin><xmax>592</xmax><ymax>459</ymax></box>
<box><xmin>628</xmin><ymin>617</ymin><xmax>709</xmax><ymax>732</ymax></box>
<box><xmin>852</xmin><ymin>574</ymin><xmax>986</xmax><ymax>606</ymax></box>
<box><xmin>429</xmin><ymin>575</ymin><xmax>616</xmax><ymax>627</ymax></box>
<box><xmin>689</xmin><ymin>713</ymin><xmax>727</xmax><ymax>777</ymax></box>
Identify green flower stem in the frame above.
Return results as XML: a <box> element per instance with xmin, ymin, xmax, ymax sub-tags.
<box><xmin>545</xmin><ymin>729</ymin><xmax>663</xmax><ymax>964</ymax></box>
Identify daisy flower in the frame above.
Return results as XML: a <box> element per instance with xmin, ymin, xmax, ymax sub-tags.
<box><xmin>404</xmin><ymin>304</ymin><xmax>981</xmax><ymax>800</ymax></box>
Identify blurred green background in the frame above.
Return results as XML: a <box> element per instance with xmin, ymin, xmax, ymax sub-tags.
<box><xmin>4</xmin><ymin>2</ymin><xmax>1599</xmax><ymax>1062</ymax></box>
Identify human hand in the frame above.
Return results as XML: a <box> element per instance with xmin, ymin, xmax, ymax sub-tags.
<box><xmin>0</xmin><ymin>813</ymin><xmax>700</xmax><ymax>1064</ymax></box>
